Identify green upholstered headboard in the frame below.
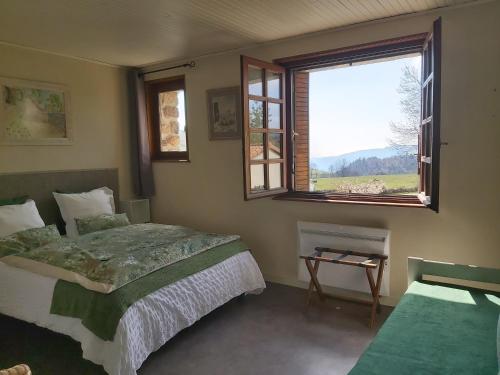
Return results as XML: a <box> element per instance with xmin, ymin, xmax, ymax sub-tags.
<box><xmin>0</xmin><ymin>168</ymin><xmax>119</xmax><ymax>233</ymax></box>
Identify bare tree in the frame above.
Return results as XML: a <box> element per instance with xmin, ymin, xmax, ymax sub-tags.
<box><xmin>337</xmin><ymin>159</ymin><xmax>348</xmax><ymax>177</ymax></box>
<box><xmin>389</xmin><ymin>65</ymin><xmax>421</xmax><ymax>149</ymax></box>
<box><xmin>328</xmin><ymin>164</ymin><xmax>335</xmax><ymax>177</ymax></box>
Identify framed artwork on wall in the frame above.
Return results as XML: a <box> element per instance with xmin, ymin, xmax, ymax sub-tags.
<box><xmin>0</xmin><ymin>76</ymin><xmax>72</xmax><ymax>145</ymax></box>
<box><xmin>207</xmin><ymin>86</ymin><xmax>241</xmax><ymax>140</ymax></box>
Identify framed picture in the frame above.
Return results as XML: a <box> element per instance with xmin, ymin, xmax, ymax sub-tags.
<box><xmin>0</xmin><ymin>76</ymin><xmax>72</xmax><ymax>145</ymax></box>
<box><xmin>207</xmin><ymin>86</ymin><xmax>241</xmax><ymax>140</ymax></box>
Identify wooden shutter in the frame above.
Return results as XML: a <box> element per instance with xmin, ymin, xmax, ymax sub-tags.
<box><xmin>241</xmin><ymin>56</ymin><xmax>287</xmax><ymax>200</ymax></box>
<box><xmin>294</xmin><ymin>71</ymin><xmax>310</xmax><ymax>191</ymax></box>
<box><xmin>418</xmin><ymin>18</ymin><xmax>441</xmax><ymax>212</ymax></box>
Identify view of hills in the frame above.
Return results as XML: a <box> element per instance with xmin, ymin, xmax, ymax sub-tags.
<box><xmin>310</xmin><ymin>146</ymin><xmax>417</xmax><ymax>173</ymax></box>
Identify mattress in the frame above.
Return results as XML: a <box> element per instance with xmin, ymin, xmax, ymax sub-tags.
<box><xmin>348</xmin><ymin>281</ymin><xmax>500</xmax><ymax>375</ymax></box>
<box><xmin>0</xmin><ymin>251</ymin><xmax>266</xmax><ymax>375</ymax></box>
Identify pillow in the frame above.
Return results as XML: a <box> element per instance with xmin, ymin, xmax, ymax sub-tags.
<box><xmin>53</xmin><ymin>187</ymin><xmax>115</xmax><ymax>238</ymax></box>
<box><xmin>0</xmin><ymin>199</ymin><xmax>45</xmax><ymax>237</ymax></box>
<box><xmin>0</xmin><ymin>195</ymin><xmax>28</xmax><ymax>206</ymax></box>
<box><xmin>0</xmin><ymin>224</ymin><xmax>60</xmax><ymax>258</ymax></box>
<box><xmin>76</xmin><ymin>213</ymin><xmax>130</xmax><ymax>235</ymax></box>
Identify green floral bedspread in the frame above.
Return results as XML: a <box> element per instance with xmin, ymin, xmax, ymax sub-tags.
<box><xmin>3</xmin><ymin>223</ymin><xmax>239</xmax><ymax>293</ymax></box>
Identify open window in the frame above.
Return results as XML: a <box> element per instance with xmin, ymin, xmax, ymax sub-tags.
<box><xmin>241</xmin><ymin>18</ymin><xmax>442</xmax><ymax>211</ymax></box>
<box><xmin>145</xmin><ymin>76</ymin><xmax>189</xmax><ymax>161</ymax></box>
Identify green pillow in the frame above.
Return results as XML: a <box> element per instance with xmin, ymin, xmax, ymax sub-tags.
<box><xmin>76</xmin><ymin>213</ymin><xmax>130</xmax><ymax>235</ymax></box>
<box><xmin>0</xmin><ymin>195</ymin><xmax>28</xmax><ymax>206</ymax></box>
<box><xmin>0</xmin><ymin>224</ymin><xmax>61</xmax><ymax>258</ymax></box>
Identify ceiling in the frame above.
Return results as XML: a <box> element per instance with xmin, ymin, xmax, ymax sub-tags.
<box><xmin>0</xmin><ymin>0</ymin><xmax>481</xmax><ymax>67</ymax></box>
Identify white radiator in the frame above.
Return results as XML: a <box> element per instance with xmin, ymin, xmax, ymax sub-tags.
<box><xmin>297</xmin><ymin>221</ymin><xmax>390</xmax><ymax>296</ymax></box>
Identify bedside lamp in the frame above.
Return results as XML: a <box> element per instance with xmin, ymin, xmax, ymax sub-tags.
<box><xmin>120</xmin><ymin>199</ymin><xmax>150</xmax><ymax>224</ymax></box>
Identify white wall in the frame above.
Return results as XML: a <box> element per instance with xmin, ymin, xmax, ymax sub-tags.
<box><xmin>146</xmin><ymin>1</ymin><xmax>500</xmax><ymax>304</ymax></box>
<box><xmin>0</xmin><ymin>44</ymin><xmax>133</xmax><ymax>198</ymax></box>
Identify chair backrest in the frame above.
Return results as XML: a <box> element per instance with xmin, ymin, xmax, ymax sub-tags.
<box><xmin>408</xmin><ymin>256</ymin><xmax>500</xmax><ymax>286</ymax></box>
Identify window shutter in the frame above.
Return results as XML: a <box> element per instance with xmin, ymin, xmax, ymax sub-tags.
<box><xmin>418</xmin><ymin>18</ymin><xmax>441</xmax><ymax>212</ymax></box>
<box><xmin>241</xmin><ymin>56</ymin><xmax>288</xmax><ymax>200</ymax></box>
<box><xmin>294</xmin><ymin>71</ymin><xmax>310</xmax><ymax>191</ymax></box>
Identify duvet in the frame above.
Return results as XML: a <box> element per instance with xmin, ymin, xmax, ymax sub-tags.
<box><xmin>1</xmin><ymin>223</ymin><xmax>239</xmax><ymax>293</ymax></box>
<box><xmin>1</xmin><ymin>223</ymin><xmax>249</xmax><ymax>340</ymax></box>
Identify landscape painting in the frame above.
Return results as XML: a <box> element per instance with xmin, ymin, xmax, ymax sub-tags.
<box><xmin>0</xmin><ymin>77</ymin><xmax>71</xmax><ymax>145</ymax></box>
<box><xmin>207</xmin><ymin>86</ymin><xmax>241</xmax><ymax>140</ymax></box>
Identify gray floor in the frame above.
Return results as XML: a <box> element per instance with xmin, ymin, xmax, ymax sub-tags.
<box><xmin>0</xmin><ymin>283</ymin><xmax>391</xmax><ymax>375</ymax></box>
<box><xmin>139</xmin><ymin>283</ymin><xmax>391</xmax><ymax>375</ymax></box>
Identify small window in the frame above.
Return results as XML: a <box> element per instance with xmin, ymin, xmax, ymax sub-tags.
<box><xmin>241</xmin><ymin>18</ymin><xmax>442</xmax><ymax>210</ymax></box>
<box><xmin>145</xmin><ymin>76</ymin><xmax>189</xmax><ymax>161</ymax></box>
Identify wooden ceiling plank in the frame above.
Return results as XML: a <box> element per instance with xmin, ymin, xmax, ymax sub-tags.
<box><xmin>0</xmin><ymin>0</ymin><xmax>482</xmax><ymax>66</ymax></box>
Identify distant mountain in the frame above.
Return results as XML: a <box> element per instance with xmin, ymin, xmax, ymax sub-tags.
<box><xmin>336</xmin><ymin>154</ymin><xmax>417</xmax><ymax>177</ymax></box>
<box><xmin>310</xmin><ymin>146</ymin><xmax>417</xmax><ymax>172</ymax></box>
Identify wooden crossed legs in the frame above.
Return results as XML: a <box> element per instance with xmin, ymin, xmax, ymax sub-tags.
<box><xmin>302</xmin><ymin>248</ymin><xmax>387</xmax><ymax>328</ymax></box>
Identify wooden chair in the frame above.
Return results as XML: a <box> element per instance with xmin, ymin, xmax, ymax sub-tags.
<box><xmin>0</xmin><ymin>364</ymin><xmax>31</xmax><ymax>375</ymax></box>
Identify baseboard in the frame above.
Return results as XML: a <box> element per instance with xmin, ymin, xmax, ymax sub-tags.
<box><xmin>263</xmin><ymin>273</ymin><xmax>399</xmax><ymax>307</ymax></box>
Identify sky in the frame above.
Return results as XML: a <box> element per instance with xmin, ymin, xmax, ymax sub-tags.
<box><xmin>309</xmin><ymin>54</ymin><xmax>421</xmax><ymax>158</ymax></box>
<box><xmin>177</xmin><ymin>90</ymin><xmax>187</xmax><ymax>150</ymax></box>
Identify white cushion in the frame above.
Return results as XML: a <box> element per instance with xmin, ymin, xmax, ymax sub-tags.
<box><xmin>53</xmin><ymin>187</ymin><xmax>115</xmax><ymax>238</ymax></box>
<box><xmin>0</xmin><ymin>200</ymin><xmax>45</xmax><ymax>237</ymax></box>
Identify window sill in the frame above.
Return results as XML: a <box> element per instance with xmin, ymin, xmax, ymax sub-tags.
<box><xmin>273</xmin><ymin>191</ymin><xmax>426</xmax><ymax>208</ymax></box>
<box><xmin>152</xmin><ymin>159</ymin><xmax>190</xmax><ymax>163</ymax></box>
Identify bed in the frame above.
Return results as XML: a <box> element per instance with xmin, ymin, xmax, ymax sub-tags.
<box><xmin>348</xmin><ymin>257</ymin><xmax>500</xmax><ymax>375</ymax></box>
<box><xmin>0</xmin><ymin>169</ymin><xmax>266</xmax><ymax>375</ymax></box>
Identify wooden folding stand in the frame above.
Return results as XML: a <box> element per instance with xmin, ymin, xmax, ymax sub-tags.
<box><xmin>300</xmin><ymin>247</ymin><xmax>387</xmax><ymax>328</ymax></box>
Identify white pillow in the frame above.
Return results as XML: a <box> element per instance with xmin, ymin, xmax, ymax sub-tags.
<box><xmin>0</xmin><ymin>199</ymin><xmax>45</xmax><ymax>237</ymax></box>
<box><xmin>53</xmin><ymin>187</ymin><xmax>115</xmax><ymax>238</ymax></box>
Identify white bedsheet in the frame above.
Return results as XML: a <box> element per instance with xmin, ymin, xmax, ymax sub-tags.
<box><xmin>0</xmin><ymin>251</ymin><xmax>266</xmax><ymax>375</ymax></box>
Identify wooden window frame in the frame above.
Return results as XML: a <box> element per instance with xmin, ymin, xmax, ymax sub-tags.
<box><xmin>145</xmin><ymin>76</ymin><xmax>189</xmax><ymax>162</ymax></box>
<box><xmin>272</xmin><ymin>23</ymin><xmax>441</xmax><ymax>210</ymax></box>
<box><xmin>417</xmin><ymin>18</ymin><xmax>442</xmax><ymax>212</ymax></box>
<box><xmin>241</xmin><ymin>56</ymin><xmax>288</xmax><ymax>200</ymax></box>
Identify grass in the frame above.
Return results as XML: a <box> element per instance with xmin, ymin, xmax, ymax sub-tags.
<box><xmin>313</xmin><ymin>173</ymin><xmax>418</xmax><ymax>194</ymax></box>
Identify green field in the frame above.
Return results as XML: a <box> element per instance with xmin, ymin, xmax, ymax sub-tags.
<box><xmin>313</xmin><ymin>173</ymin><xmax>418</xmax><ymax>194</ymax></box>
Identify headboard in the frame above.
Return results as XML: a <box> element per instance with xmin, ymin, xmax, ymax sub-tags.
<box><xmin>0</xmin><ymin>168</ymin><xmax>119</xmax><ymax>232</ymax></box>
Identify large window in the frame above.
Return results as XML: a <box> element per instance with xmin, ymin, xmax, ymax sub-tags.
<box><xmin>241</xmin><ymin>18</ymin><xmax>441</xmax><ymax>210</ymax></box>
<box><xmin>145</xmin><ymin>76</ymin><xmax>189</xmax><ymax>161</ymax></box>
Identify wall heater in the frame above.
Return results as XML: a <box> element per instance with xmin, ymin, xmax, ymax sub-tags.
<box><xmin>297</xmin><ymin>221</ymin><xmax>390</xmax><ymax>296</ymax></box>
